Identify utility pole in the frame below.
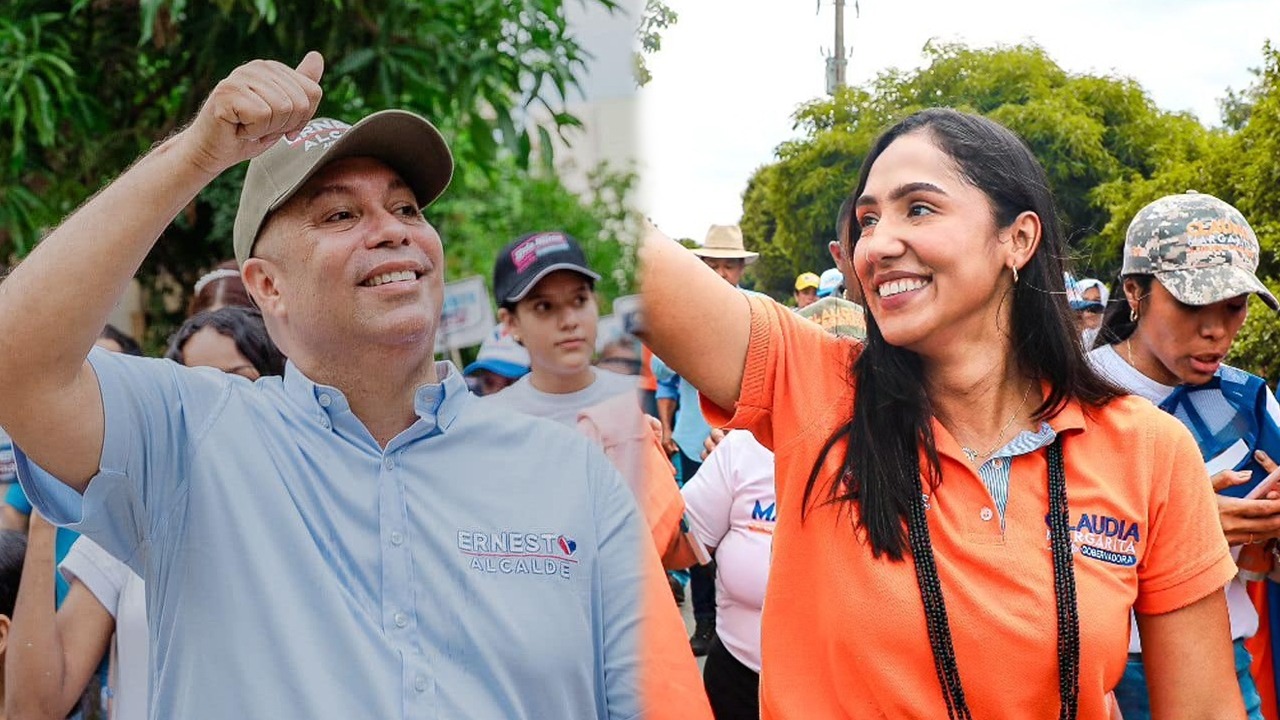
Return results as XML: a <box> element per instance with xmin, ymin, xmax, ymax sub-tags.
<box><xmin>824</xmin><ymin>0</ymin><xmax>851</xmax><ymax>95</ymax></box>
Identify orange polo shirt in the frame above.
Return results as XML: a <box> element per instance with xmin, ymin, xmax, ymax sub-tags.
<box><xmin>702</xmin><ymin>296</ymin><xmax>1236</xmax><ymax>719</ymax></box>
<box><xmin>639</xmin><ymin>345</ymin><xmax>658</xmax><ymax>393</ymax></box>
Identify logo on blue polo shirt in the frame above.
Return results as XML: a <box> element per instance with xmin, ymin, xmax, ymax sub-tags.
<box><xmin>557</xmin><ymin>535</ymin><xmax>577</xmax><ymax>556</ymax></box>
<box><xmin>457</xmin><ymin>530</ymin><xmax>578</xmax><ymax>579</ymax></box>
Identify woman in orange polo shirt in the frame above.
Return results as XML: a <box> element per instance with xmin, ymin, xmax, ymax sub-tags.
<box><xmin>638</xmin><ymin>108</ymin><xmax>1243</xmax><ymax>719</ymax></box>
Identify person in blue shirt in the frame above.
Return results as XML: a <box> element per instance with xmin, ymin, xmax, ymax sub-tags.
<box><xmin>7</xmin><ymin>306</ymin><xmax>287</xmax><ymax>720</ymax></box>
<box><xmin>0</xmin><ymin>325</ymin><xmax>143</xmax><ymax>608</ymax></box>
<box><xmin>0</xmin><ymin>54</ymin><xmax>675</xmax><ymax>720</ymax></box>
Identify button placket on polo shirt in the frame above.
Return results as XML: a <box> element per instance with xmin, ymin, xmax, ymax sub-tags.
<box><xmin>376</xmin><ymin>448</ymin><xmax>432</xmax><ymax>718</ymax></box>
<box><xmin>953</xmin><ymin>460</ymin><xmax>1006</xmax><ymax>544</ymax></box>
<box><xmin>965</xmin><ymin>424</ymin><xmax>1059</xmax><ymax>541</ymax></box>
<box><xmin>382</xmin><ymin>403</ymin><xmax>452</xmax><ymax>720</ymax></box>
<box><xmin>317</xmin><ymin>392</ymin><xmax>334</xmax><ymax>429</ymax></box>
<box><xmin>934</xmin><ymin>424</ymin><xmax>1010</xmax><ymax>543</ymax></box>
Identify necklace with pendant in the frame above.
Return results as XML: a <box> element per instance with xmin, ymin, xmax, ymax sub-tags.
<box><xmin>959</xmin><ymin>381</ymin><xmax>1034</xmax><ymax>463</ymax></box>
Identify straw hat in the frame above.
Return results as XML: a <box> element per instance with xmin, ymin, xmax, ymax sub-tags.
<box><xmin>691</xmin><ymin>224</ymin><xmax>759</xmax><ymax>264</ymax></box>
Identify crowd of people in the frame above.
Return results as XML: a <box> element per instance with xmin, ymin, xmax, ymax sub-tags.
<box><xmin>0</xmin><ymin>50</ymin><xmax>1274</xmax><ymax>720</ymax></box>
<box><xmin>640</xmin><ymin>107</ymin><xmax>1280</xmax><ymax>720</ymax></box>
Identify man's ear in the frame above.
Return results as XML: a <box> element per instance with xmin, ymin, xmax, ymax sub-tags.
<box><xmin>241</xmin><ymin>257</ymin><xmax>285</xmax><ymax>318</ymax></box>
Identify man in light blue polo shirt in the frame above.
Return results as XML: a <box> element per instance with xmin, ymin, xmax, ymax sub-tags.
<box><xmin>0</xmin><ymin>53</ymin><xmax>666</xmax><ymax>719</ymax></box>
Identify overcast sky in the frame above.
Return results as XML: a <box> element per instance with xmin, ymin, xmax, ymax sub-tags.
<box><xmin>629</xmin><ymin>0</ymin><xmax>1280</xmax><ymax>242</ymax></box>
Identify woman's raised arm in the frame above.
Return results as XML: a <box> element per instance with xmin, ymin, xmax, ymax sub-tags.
<box><xmin>637</xmin><ymin>222</ymin><xmax>752</xmax><ymax>412</ymax></box>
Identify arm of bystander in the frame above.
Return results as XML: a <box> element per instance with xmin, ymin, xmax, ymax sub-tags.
<box><xmin>6</xmin><ymin>514</ymin><xmax>115</xmax><ymax>720</ymax></box>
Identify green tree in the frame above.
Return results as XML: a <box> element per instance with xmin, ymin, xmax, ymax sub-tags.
<box><xmin>0</xmin><ymin>0</ymin><xmax>628</xmax><ymax>348</ymax></box>
<box><xmin>740</xmin><ymin>43</ymin><xmax>1216</xmax><ymax>298</ymax></box>
<box><xmin>634</xmin><ymin>0</ymin><xmax>677</xmax><ymax>86</ymax></box>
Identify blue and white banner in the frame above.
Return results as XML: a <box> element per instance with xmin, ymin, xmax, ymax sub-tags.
<box><xmin>436</xmin><ymin>276</ymin><xmax>496</xmax><ymax>353</ymax></box>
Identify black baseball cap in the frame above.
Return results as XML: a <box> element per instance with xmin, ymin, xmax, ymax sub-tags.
<box><xmin>493</xmin><ymin>232</ymin><xmax>601</xmax><ymax>304</ymax></box>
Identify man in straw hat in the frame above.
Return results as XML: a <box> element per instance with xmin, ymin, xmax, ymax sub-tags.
<box><xmin>691</xmin><ymin>224</ymin><xmax>759</xmax><ymax>287</ymax></box>
<box><xmin>0</xmin><ymin>53</ymin><xmax>703</xmax><ymax>719</ymax></box>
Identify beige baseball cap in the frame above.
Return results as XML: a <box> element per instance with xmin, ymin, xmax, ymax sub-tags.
<box><xmin>232</xmin><ymin>110</ymin><xmax>453</xmax><ymax>266</ymax></box>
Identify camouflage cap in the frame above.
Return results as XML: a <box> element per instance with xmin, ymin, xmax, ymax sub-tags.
<box><xmin>1121</xmin><ymin>191</ymin><xmax>1277</xmax><ymax>311</ymax></box>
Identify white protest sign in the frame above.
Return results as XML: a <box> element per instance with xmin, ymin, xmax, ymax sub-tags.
<box><xmin>612</xmin><ymin>294</ymin><xmax>643</xmax><ymax>336</ymax></box>
<box><xmin>595</xmin><ymin>295</ymin><xmax>642</xmax><ymax>351</ymax></box>
<box><xmin>435</xmin><ymin>276</ymin><xmax>496</xmax><ymax>353</ymax></box>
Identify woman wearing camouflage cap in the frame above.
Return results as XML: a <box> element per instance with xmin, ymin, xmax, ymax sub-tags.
<box><xmin>1091</xmin><ymin>191</ymin><xmax>1280</xmax><ymax>719</ymax></box>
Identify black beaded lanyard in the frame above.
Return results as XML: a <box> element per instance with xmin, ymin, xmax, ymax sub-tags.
<box><xmin>906</xmin><ymin>437</ymin><xmax>1080</xmax><ymax>720</ymax></box>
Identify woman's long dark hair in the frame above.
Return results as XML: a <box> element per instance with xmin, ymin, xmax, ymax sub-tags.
<box><xmin>1092</xmin><ymin>275</ymin><xmax>1154</xmax><ymax>349</ymax></box>
<box><xmin>805</xmin><ymin>108</ymin><xmax>1123</xmax><ymax>718</ymax></box>
<box><xmin>99</xmin><ymin>324</ymin><xmax>143</xmax><ymax>357</ymax></box>
<box><xmin>165</xmin><ymin>306</ymin><xmax>286</xmax><ymax>377</ymax></box>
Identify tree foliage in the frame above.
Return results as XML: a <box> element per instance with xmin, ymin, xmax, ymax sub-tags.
<box><xmin>741</xmin><ymin>43</ymin><xmax>1217</xmax><ymax>294</ymax></box>
<box><xmin>742</xmin><ymin>41</ymin><xmax>1280</xmax><ymax>381</ymax></box>
<box><xmin>634</xmin><ymin>0</ymin><xmax>677</xmax><ymax>86</ymax></box>
<box><xmin>0</xmin><ymin>0</ymin><xmax>632</xmax><ymax>348</ymax></box>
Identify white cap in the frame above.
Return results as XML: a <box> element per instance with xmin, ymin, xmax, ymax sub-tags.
<box><xmin>463</xmin><ymin>326</ymin><xmax>530</xmax><ymax>379</ymax></box>
<box><xmin>817</xmin><ymin>268</ymin><xmax>843</xmax><ymax>298</ymax></box>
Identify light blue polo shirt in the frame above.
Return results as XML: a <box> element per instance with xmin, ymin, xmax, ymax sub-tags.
<box><xmin>650</xmin><ymin>356</ymin><xmax>711</xmax><ymax>466</ymax></box>
<box><xmin>17</xmin><ymin>348</ymin><xmax>646</xmax><ymax>720</ymax></box>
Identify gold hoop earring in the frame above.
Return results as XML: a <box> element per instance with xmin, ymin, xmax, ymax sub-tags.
<box><xmin>1010</xmin><ymin>265</ymin><xmax>1019</xmax><ymax>285</ymax></box>
<box><xmin>1129</xmin><ymin>307</ymin><xmax>1138</xmax><ymax>323</ymax></box>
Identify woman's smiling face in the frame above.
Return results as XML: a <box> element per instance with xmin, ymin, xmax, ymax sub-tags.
<box><xmin>852</xmin><ymin>131</ymin><xmax>1026</xmax><ymax>355</ymax></box>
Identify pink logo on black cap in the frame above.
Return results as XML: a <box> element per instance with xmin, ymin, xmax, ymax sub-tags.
<box><xmin>282</xmin><ymin>118</ymin><xmax>352</xmax><ymax>152</ymax></box>
<box><xmin>510</xmin><ymin>232</ymin><xmax>571</xmax><ymax>273</ymax></box>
